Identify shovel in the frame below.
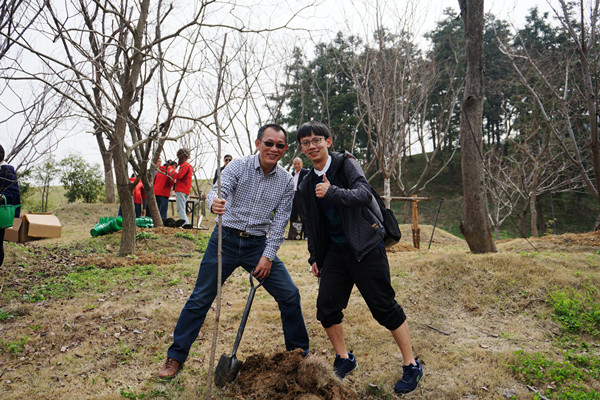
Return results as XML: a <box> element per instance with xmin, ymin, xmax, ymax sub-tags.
<box><xmin>214</xmin><ymin>268</ymin><xmax>264</xmax><ymax>387</ymax></box>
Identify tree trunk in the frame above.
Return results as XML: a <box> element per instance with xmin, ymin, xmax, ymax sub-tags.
<box><xmin>113</xmin><ymin>0</ymin><xmax>150</xmax><ymax>256</ymax></box>
<box><xmin>96</xmin><ymin>131</ymin><xmax>116</xmax><ymax>203</ymax></box>
<box><xmin>458</xmin><ymin>0</ymin><xmax>496</xmax><ymax>253</ymax></box>
<box><xmin>536</xmin><ymin>198</ymin><xmax>544</xmax><ymax>234</ymax></box>
<box><xmin>383</xmin><ymin>176</ymin><xmax>391</xmax><ymax>208</ymax></box>
<box><xmin>530</xmin><ymin>191</ymin><xmax>538</xmax><ymax>238</ymax></box>
<box><xmin>113</xmin><ymin>139</ymin><xmax>136</xmax><ymax>256</ymax></box>
<box><xmin>141</xmin><ymin>173</ymin><xmax>163</xmax><ymax>227</ymax></box>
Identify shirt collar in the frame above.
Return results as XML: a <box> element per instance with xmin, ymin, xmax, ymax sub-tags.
<box><xmin>314</xmin><ymin>155</ymin><xmax>331</xmax><ymax>176</ymax></box>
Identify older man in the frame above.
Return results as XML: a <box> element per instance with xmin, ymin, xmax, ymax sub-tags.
<box><xmin>287</xmin><ymin>157</ymin><xmax>309</xmax><ymax>240</ymax></box>
<box><xmin>158</xmin><ymin>123</ymin><xmax>309</xmax><ymax>379</ymax></box>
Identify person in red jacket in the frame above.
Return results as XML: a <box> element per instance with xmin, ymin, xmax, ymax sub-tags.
<box><xmin>118</xmin><ymin>175</ymin><xmax>143</xmax><ymax>218</ymax></box>
<box><xmin>174</xmin><ymin>149</ymin><xmax>193</xmax><ymax>225</ymax></box>
<box><xmin>154</xmin><ymin>158</ymin><xmax>176</xmax><ymax>219</ymax></box>
<box><xmin>132</xmin><ymin>176</ymin><xmax>146</xmax><ymax>218</ymax></box>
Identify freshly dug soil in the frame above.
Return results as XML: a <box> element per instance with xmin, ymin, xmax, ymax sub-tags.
<box><xmin>225</xmin><ymin>349</ymin><xmax>360</xmax><ymax>400</ymax></box>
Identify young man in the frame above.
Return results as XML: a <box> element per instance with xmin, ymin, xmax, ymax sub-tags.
<box><xmin>288</xmin><ymin>157</ymin><xmax>309</xmax><ymax>240</ymax></box>
<box><xmin>158</xmin><ymin>123</ymin><xmax>310</xmax><ymax>379</ymax></box>
<box><xmin>295</xmin><ymin>121</ymin><xmax>423</xmax><ymax>395</ymax></box>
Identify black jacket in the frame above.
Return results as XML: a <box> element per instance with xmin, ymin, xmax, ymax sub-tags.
<box><xmin>297</xmin><ymin>151</ymin><xmax>385</xmax><ymax>267</ymax></box>
<box><xmin>0</xmin><ymin>164</ymin><xmax>20</xmax><ymax>218</ymax></box>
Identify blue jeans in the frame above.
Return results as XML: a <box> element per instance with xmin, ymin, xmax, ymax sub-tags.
<box><xmin>167</xmin><ymin>227</ymin><xmax>309</xmax><ymax>364</ymax></box>
<box><xmin>155</xmin><ymin>195</ymin><xmax>169</xmax><ymax>219</ymax></box>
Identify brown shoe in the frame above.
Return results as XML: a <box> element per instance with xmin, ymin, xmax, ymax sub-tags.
<box><xmin>158</xmin><ymin>357</ymin><xmax>181</xmax><ymax>379</ymax></box>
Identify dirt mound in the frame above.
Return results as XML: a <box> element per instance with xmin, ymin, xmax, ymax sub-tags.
<box><xmin>226</xmin><ymin>350</ymin><xmax>359</xmax><ymax>400</ymax></box>
<box><xmin>498</xmin><ymin>230</ymin><xmax>600</xmax><ymax>252</ymax></box>
<box><xmin>386</xmin><ymin>242</ymin><xmax>419</xmax><ymax>253</ymax></box>
<box><xmin>147</xmin><ymin>226</ymin><xmax>185</xmax><ymax>235</ymax></box>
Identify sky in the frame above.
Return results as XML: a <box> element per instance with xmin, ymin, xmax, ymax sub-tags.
<box><xmin>4</xmin><ymin>0</ymin><xmax>554</xmax><ymax>180</ymax></box>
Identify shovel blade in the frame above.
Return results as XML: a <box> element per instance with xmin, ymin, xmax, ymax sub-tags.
<box><xmin>214</xmin><ymin>353</ymin><xmax>244</xmax><ymax>388</ymax></box>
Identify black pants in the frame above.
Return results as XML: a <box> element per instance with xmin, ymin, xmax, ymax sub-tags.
<box><xmin>317</xmin><ymin>246</ymin><xmax>406</xmax><ymax>330</ymax></box>
<box><xmin>0</xmin><ymin>228</ymin><xmax>4</xmax><ymax>267</ymax></box>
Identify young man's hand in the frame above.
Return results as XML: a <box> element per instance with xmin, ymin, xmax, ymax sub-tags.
<box><xmin>310</xmin><ymin>262</ymin><xmax>321</xmax><ymax>277</ymax></box>
<box><xmin>315</xmin><ymin>174</ymin><xmax>330</xmax><ymax>198</ymax></box>
<box><xmin>211</xmin><ymin>198</ymin><xmax>226</xmax><ymax>215</ymax></box>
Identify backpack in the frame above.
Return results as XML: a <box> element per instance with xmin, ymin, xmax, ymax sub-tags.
<box><xmin>369</xmin><ymin>187</ymin><xmax>402</xmax><ymax>247</ymax></box>
<box><xmin>339</xmin><ymin>151</ymin><xmax>401</xmax><ymax>247</ymax></box>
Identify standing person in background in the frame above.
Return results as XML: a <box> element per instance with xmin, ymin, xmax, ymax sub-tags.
<box><xmin>133</xmin><ymin>177</ymin><xmax>146</xmax><ymax>218</ymax></box>
<box><xmin>154</xmin><ymin>159</ymin><xmax>176</xmax><ymax>220</ymax></box>
<box><xmin>295</xmin><ymin>121</ymin><xmax>423</xmax><ymax>395</ymax></box>
<box><xmin>174</xmin><ymin>149</ymin><xmax>193</xmax><ymax>225</ymax></box>
<box><xmin>0</xmin><ymin>145</ymin><xmax>21</xmax><ymax>267</ymax></box>
<box><xmin>287</xmin><ymin>157</ymin><xmax>308</xmax><ymax>240</ymax></box>
<box><xmin>212</xmin><ymin>154</ymin><xmax>232</xmax><ymax>184</ymax></box>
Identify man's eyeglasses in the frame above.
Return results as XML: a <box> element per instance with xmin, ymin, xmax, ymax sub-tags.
<box><xmin>262</xmin><ymin>141</ymin><xmax>286</xmax><ymax>150</ymax></box>
<box><xmin>224</xmin><ymin>158</ymin><xmax>232</xmax><ymax>162</ymax></box>
<box><xmin>300</xmin><ymin>137</ymin><xmax>324</xmax><ymax>148</ymax></box>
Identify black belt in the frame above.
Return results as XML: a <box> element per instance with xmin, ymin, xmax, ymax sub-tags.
<box><xmin>223</xmin><ymin>226</ymin><xmax>263</xmax><ymax>238</ymax></box>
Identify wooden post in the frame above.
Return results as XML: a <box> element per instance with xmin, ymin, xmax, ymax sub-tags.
<box><xmin>411</xmin><ymin>195</ymin><xmax>420</xmax><ymax>249</ymax></box>
<box><xmin>390</xmin><ymin>196</ymin><xmax>429</xmax><ymax>249</ymax></box>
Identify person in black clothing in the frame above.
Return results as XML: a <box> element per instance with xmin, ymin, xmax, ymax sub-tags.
<box><xmin>295</xmin><ymin>121</ymin><xmax>423</xmax><ymax>395</ymax></box>
<box><xmin>0</xmin><ymin>145</ymin><xmax>21</xmax><ymax>267</ymax></box>
<box><xmin>287</xmin><ymin>157</ymin><xmax>308</xmax><ymax>239</ymax></box>
<box><xmin>212</xmin><ymin>154</ymin><xmax>232</xmax><ymax>184</ymax></box>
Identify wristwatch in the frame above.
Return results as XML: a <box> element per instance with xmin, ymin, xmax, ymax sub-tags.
<box><xmin>266</xmin><ymin>256</ymin><xmax>274</xmax><ymax>262</ymax></box>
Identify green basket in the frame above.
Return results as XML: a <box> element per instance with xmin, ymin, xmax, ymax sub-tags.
<box><xmin>0</xmin><ymin>197</ymin><xmax>20</xmax><ymax>229</ymax></box>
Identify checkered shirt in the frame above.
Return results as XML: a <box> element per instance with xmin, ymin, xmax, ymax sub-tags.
<box><xmin>207</xmin><ymin>154</ymin><xmax>294</xmax><ymax>260</ymax></box>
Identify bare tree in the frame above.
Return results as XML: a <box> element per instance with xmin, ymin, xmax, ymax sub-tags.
<box><xmin>483</xmin><ymin>151</ymin><xmax>520</xmax><ymax>239</ymax></box>
<box><xmin>347</xmin><ymin>15</ymin><xmax>459</xmax><ymax>227</ymax></box>
<box><xmin>0</xmin><ymin>83</ymin><xmax>70</xmax><ymax>172</ymax></box>
<box><xmin>350</xmin><ymin>25</ymin><xmax>422</xmax><ymax>207</ymax></box>
<box><xmin>458</xmin><ymin>0</ymin><xmax>497</xmax><ymax>252</ymax></box>
<box><xmin>0</xmin><ymin>0</ymin><xmax>44</xmax><ymax>61</ymax></box>
<box><xmin>499</xmin><ymin>0</ymin><xmax>600</xmax><ymax>230</ymax></box>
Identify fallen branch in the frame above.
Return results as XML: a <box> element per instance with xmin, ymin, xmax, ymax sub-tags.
<box><xmin>424</xmin><ymin>324</ymin><xmax>450</xmax><ymax>336</ymax></box>
<box><xmin>527</xmin><ymin>385</ymin><xmax>550</xmax><ymax>400</ymax></box>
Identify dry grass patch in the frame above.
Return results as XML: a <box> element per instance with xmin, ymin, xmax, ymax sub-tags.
<box><xmin>1</xmin><ymin>210</ymin><xmax>600</xmax><ymax>399</ymax></box>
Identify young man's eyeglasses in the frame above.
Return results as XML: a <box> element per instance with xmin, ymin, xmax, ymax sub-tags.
<box><xmin>261</xmin><ymin>141</ymin><xmax>286</xmax><ymax>150</ymax></box>
<box><xmin>224</xmin><ymin>158</ymin><xmax>232</xmax><ymax>162</ymax></box>
<box><xmin>299</xmin><ymin>137</ymin><xmax>324</xmax><ymax>148</ymax></box>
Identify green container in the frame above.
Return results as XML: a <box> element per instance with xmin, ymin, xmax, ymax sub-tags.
<box><xmin>90</xmin><ymin>216</ymin><xmax>123</xmax><ymax>237</ymax></box>
<box><xmin>0</xmin><ymin>197</ymin><xmax>20</xmax><ymax>229</ymax></box>
<box><xmin>135</xmin><ymin>216</ymin><xmax>154</xmax><ymax>228</ymax></box>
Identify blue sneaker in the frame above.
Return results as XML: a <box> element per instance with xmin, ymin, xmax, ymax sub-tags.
<box><xmin>333</xmin><ymin>351</ymin><xmax>357</xmax><ymax>379</ymax></box>
<box><xmin>394</xmin><ymin>359</ymin><xmax>423</xmax><ymax>395</ymax></box>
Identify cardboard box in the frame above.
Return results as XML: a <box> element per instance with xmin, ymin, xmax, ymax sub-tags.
<box><xmin>4</xmin><ymin>217</ymin><xmax>22</xmax><ymax>243</ymax></box>
<box><xmin>4</xmin><ymin>213</ymin><xmax>62</xmax><ymax>243</ymax></box>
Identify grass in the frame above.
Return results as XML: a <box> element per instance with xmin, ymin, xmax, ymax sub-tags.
<box><xmin>1</xmin><ymin>205</ymin><xmax>600</xmax><ymax>399</ymax></box>
<box><xmin>548</xmin><ymin>285</ymin><xmax>600</xmax><ymax>336</ymax></box>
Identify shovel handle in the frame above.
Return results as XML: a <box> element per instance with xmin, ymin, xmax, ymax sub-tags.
<box><xmin>230</xmin><ymin>268</ymin><xmax>263</xmax><ymax>358</ymax></box>
<box><xmin>249</xmin><ymin>267</ymin><xmax>264</xmax><ymax>290</ymax></box>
